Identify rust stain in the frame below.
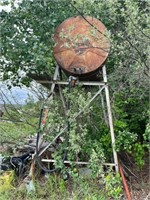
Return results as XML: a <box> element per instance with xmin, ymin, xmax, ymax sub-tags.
<box><xmin>53</xmin><ymin>16</ymin><xmax>110</xmax><ymax>80</ymax></box>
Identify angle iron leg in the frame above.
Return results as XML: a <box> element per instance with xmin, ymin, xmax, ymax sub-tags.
<box><xmin>102</xmin><ymin>65</ymin><xmax>119</xmax><ymax>172</ymax></box>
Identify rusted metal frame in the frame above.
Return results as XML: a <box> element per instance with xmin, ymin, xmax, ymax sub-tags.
<box><xmin>49</xmin><ymin>65</ymin><xmax>60</xmax><ymax>94</ymax></box>
<box><xmin>38</xmin><ymin>65</ymin><xmax>60</xmax><ymax>151</ymax></box>
<box><xmin>102</xmin><ymin>65</ymin><xmax>119</xmax><ymax>172</ymax></box>
<box><xmin>39</xmin><ymin>85</ymin><xmax>105</xmax><ymax>156</ymax></box>
<box><xmin>119</xmin><ymin>163</ymin><xmax>132</xmax><ymax>200</ymax></box>
<box><xmin>38</xmin><ymin>65</ymin><xmax>118</xmax><ymax>172</ymax></box>
<box><xmin>41</xmin><ymin>159</ymin><xmax>116</xmax><ymax>166</ymax></box>
<box><xmin>37</xmin><ymin>80</ymin><xmax>105</xmax><ymax>86</ymax></box>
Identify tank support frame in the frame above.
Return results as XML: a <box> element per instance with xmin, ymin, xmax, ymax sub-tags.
<box><xmin>37</xmin><ymin>65</ymin><xmax>119</xmax><ymax>172</ymax></box>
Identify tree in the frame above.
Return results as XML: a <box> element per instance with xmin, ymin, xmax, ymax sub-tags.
<box><xmin>0</xmin><ymin>0</ymin><xmax>149</xmax><ymax>167</ymax></box>
<box><xmin>1</xmin><ymin>0</ymin><xmax>149</xmax><ymax>86</ymax></box>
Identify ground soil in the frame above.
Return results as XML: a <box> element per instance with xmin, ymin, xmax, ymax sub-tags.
<box><xmin>0</xmin><ymin>144</ymin><xmax>149</xmax><ymax>200</ymax></box>
<box><xmin>119</xmin><ymin>152</ymin><xmax>150</xmax><ymax>200</ymax></box>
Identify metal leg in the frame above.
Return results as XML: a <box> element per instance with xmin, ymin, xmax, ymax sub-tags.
<box><xmin>99</xmin><ymin>88</ymin><xmax>108</xmax><ymax>126</ymax></box>
<box><xmin>102</xmin><ymin>65</ymin><xmax>119</xmax><ymax>172</ymax></box>
<box><xmin>38</xmin><ymin>65</ymin><xmax>60</xmax><ymax>150</ymax></box>
<box><xmin>50</xmin><ymin>65</ymin><xmax>59</xmax><ymax>95</ymax></box>
<box><xmin>36</xmin><ymin>65</ymin><xmax>118</xmax><ymax>173</ymax></box>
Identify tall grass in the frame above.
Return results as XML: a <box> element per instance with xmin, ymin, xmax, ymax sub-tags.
<box><xmin>0</xmin><ymin>174</ymin><xmax>108</xmax><ymax>200</ymax></box>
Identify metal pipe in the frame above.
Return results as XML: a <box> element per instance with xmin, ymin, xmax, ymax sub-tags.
<box><xmin>119</xmin><ymin>163</ymin><xmax>132</xmax><ymax>200</ymax></box>
<box><xmin>103</xmin><ymin>66</ymin><xmax>119</xmax><ymax>172</ymax></box>
<box><xmin>41</xmin><ymin>159</ymin><xmax>116</xmax><ymax>166</ymax></box>
<box><xmin>37</xmin><ymin>80</ymin><xmax>105</xmax><ymax>86</ymax></box>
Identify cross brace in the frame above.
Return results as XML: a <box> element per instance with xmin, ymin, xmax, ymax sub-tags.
<box><xmin>38</xmin><ymin>65</ymin><xmax>119</xmax><ymax>172</ymax></box>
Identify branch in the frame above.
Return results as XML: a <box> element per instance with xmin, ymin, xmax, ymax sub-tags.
<box><xmin>127</xmin><ymin>15</ymin><xmax>150</xmax><ymax>40</ymax></box>
<box><xmin>125</xmin><ymin>36</ymin><xmax>149</xmax><ymax>70</ymax></box>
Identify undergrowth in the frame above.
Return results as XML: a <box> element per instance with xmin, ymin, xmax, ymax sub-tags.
<box><xmin>0</xmin><ymin>172</ymin><xmax>122</xmax><ymax>200</ymax></box>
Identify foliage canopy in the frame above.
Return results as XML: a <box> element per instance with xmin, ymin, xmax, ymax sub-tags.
<box><xmin>0</xmin><ymin>0</ymin><xmax>149</xmax><ymax>87</ymax></box>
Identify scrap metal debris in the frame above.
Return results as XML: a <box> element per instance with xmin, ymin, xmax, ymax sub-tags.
<box><xmin>0</xmin><ymin>153</ymin><xmax>32</xmax><ymax>178</ymax></box>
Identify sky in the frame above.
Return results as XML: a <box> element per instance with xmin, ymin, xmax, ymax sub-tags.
<box><xmin>0</xmin><ymin>1</ymin><xmax>38</xmax><ymax>105</ymax></box>
<box><xmin>0</xmin><ymin>83</ymin><xmax>37</xmax><ymax>105</ymax></box>
<box><xmin>0</xmin><ymin>0</ymin><xmax>22</xmax><ymax>12</ymax></box>
<box><xmin>0</xmin><ymin>1</ymin><xmax>49</xmax><ymax>105</ymax></box>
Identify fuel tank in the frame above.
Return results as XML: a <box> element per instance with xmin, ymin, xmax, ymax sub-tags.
<box><xmin>53</xmin><ymin>16</ymin><xmax>110</xmax><ymax>80</ymax></box>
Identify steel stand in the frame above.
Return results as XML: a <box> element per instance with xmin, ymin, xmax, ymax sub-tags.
<box><xmin>102</xmin><ymin>66</ymin><xmax>118</xmax><ymax>172</ymax></box>
<box><xmin>37</xmin><ymin>65</ymin><xmax>118</xmax><ymax>172</ymax></box>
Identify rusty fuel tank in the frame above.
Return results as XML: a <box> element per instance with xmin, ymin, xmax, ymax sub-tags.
<box><xmin>53</xmin><ymin>16</ymin><xmax>110</xmax><ymax>80</ymax></box>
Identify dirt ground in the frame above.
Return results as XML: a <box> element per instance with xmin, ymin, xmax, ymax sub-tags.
<box><xmin>0</xmin><ymin>143</ymin><xmax>149</xmax><ymax>200</ymax></box>
<box><xmin>119</xmin><ymin>152</ymin><xmax>150</xmax><ymax>200</ymax></box>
